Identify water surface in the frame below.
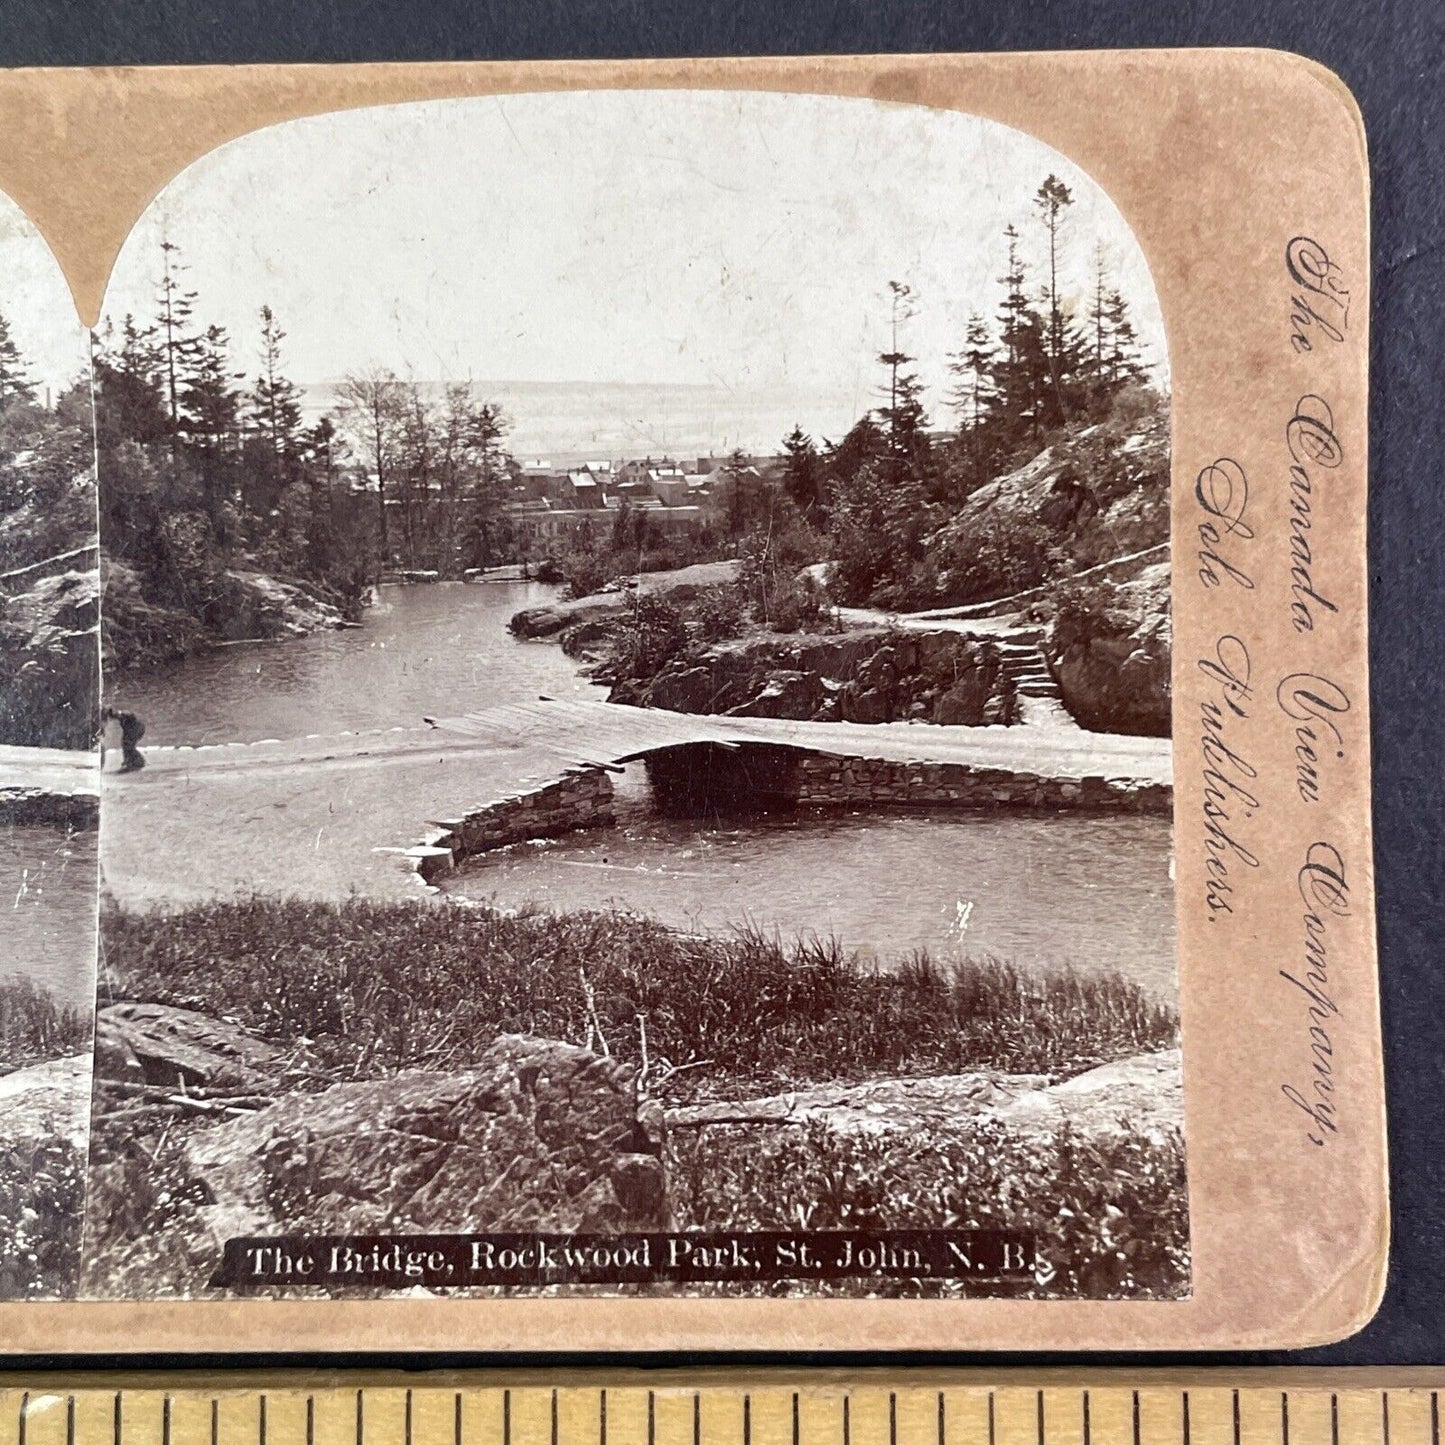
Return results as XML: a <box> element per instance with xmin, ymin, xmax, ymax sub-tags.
<box><xmin>449</xmin><ymin>795</ymin><xmax>1177</xmax><ymax>998</ymax></box>
<box><xmin>112</xmin><ymin>581</ymin><xmax>600</xmax><ymax>746</ymax></box>
<box><xmin>0</xmin><ymin>825</ymin><xmax>97</xmax><ymax>1009</ymax></box>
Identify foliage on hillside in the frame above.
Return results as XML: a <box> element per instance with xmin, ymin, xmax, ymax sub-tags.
<box><xmin>0</xmin><ymin>375</ymin><xmax>99</xmax><ymax>747</ymax></box>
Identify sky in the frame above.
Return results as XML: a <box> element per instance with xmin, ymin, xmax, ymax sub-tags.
<box><xmin>0</xmin><ymin>196</ymin><xmax>89</xmax><ymax>403</ymax></box>
<box><xmin>2</xmin><ymin>89</ymin><xmax>1168</xmax><ymax>435</ymax></box>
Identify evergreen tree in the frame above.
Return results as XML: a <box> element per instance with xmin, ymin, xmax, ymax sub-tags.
<box><xmin>251</xmin><ymin>305</ymin><xmax>304</xmax><ymax>465</ymax></box>
<box><xmin>465</xmin><ymin>397</ymin><xmax>511</xmax><ymax>568</ymax></box>
<box><xmin>875</xmin><ymin>280</ymin><xmax>928</xmax><ymax>472</ymax></box>
<box><xmin>181</xmin><ymin>324</ymin><xmax>242</xmax><ymax>453</ymax></box>
<box><xmin>822</xmin><ymin>414</ymin><xmax>885</xmax><ymax>494</ymax></box>
<box><xmin>1088</xmin><ymin>242</ymin><xmax>1109</xmax><ymax>392</ymax></box>
<box><xmin>0</xmin><ymin>313</ymin><xmax>34</xmax><ymax>406</ymax></box>
<box><xmin>93</xmin><ymin>315</ymin><xmax>168</xmax><ymax>450</ymax></box>
<box><xmin>155</xmin><ymin>239</ymin><xmax>200</xmax><ymax>446</ymax></box>
<box><xmin>991</xmin><ymin>224</ymin><xmax>1047</xmax><ymax>444</ymax></box>
<box><xmin>1033</xmin><ymin>174</ymin><xmax>1077</xmax><ymax>424</ymax></box>
<box><xmin>781</xmin><ymin>423</ymin><xmax>821</xmax><ymax>514</ymax></box>
<box><xmin>1102</xmin><ymin>288</ymin><xmax>1145</xmax><ymax>390</ymax></box>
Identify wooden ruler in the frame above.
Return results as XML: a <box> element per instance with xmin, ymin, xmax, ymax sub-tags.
<box><xmin>0</xmin><ymin>1376</ymin><xmax>1441</xmax><ymax>1445</ymax></box>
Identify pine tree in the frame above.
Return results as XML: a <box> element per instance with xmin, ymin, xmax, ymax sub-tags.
<box><xmin>465</xmin><ymin>398</ymin><xmax>512</xmax><ymax>569</ymax></box>
<box><xmin>991</xmin><ymin>225</ymin><xmax>1047</xmax><ymax>444</ymax></box>
<box><xmin>181</xmin><ymin>324</ymin><xmax>242</xmax><ymax>453</ymax></box>
<box><xmin>1033</xmin><ymin>174</ymin><xmax>1076</xmax><ymax>423</ymax></box>
<box><xmin>251</xmin><ymin>305</ymin><xmax>304</xmax><ymax>466</ymax></box>
<box><xmin>945</xmin><ymin>311</ymin><xmax>997</xmax><ymax>489</ymax></box>
<box><xmin>1102</xmin><ymin>288</ymin><xmax>1145</xmax><ymax>389</ymax></box>
<box><xmin>1088</xmin><ymin>242</ymin><xmax>1109</xmax><ymax>390</ymax></box>
<box><xmin>92</xmin><ymin>315</ymin><xmax>169</xmax><ymax>449</ymax></box>
<box><xmin>875</xmin><ymin>280</ymin><xmax>928</xmax><ymax>471</ymax></box>
<box><xmin>781</xmin><ymin>423</ymin><xmax>821</xmax><ymax>513</ymax></box>
<box><xmin>948</xmin><ymin>312</ymin><xmax>996</xmax><ymax>429</ymax></box>
<box><xmin>155</xmin><ymin>239</ymin><xmax>201</xmax><ymax>446</ymax></box>
<box><xmin>0</xmin><ymin>313</ymin><xmax>34</xmax><ymax>406</ymax></box>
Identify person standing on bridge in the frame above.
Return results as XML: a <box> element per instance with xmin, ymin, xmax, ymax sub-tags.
<box><xmin>101</xmin><ymin>706</ymin><xmax>147</xmax><ymax>773</ymax></box>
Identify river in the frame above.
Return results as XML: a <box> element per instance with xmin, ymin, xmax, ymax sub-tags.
<box><xmin>111</xmin><ymin>580</ymin><xmax>1175</xmax><ymax>997</ymax></box>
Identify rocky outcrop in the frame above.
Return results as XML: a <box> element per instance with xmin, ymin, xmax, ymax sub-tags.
<box><xmin>221</xmin><ymin>570</ymin><xmax>347</xmax><ymax>640</ymax></box>
<box><xmin>621</xmin><ymin>627</ymin><xmax>1018</xmax><ymax>726</ymax></box>
<box><xmin>669</xmin><ymin>1048</ymin><xmax>1181</xmax><ymax>1145</ymax></box>
<box><xmin>511</xmin><ymin>560</ymin><xmax>740</xmax><ymax>639</ymax></box>
<box><xmin>94</xmin><ymin>1002</ymin><xmax>283</xmax><ymax>1093</ymax></box>
<box><xmin>0</xmin><ymin>569</ymin><xmax>99</xmax><ymax>749</ymax></box>
<box><xmin>0</xmin><ymin>1053</ymin><xmax>91</xmax><ymax>1151</ymax></box>
<box><xmin>1045</xmin><ymin>562</ymin><xmax>1171</xmax><ymax>736</ymax></box>
<box><xmin>101</xmin><ymin>559</ymin><xmax>347</xmax><ymax>673</ymax></box>
<box><xmin>927</xmin><ymin>398</ymin><xmax>1169</xmax><ymax>597</ymax></box>
<box><xmin>182</xmin><ymin>1035</ymin><xmax>667</xmax><ymax>1240</ymax></box>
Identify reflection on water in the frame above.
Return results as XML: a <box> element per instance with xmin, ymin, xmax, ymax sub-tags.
<box><xmin>0</xmin><ymin>826</ymin><xmax>98</xmax><ymax>1008</ymax></box>
<box><xmin>111</xmin><ymin>581</ymin><xmax>601</xmax><ymax>746</ymax></box>
<box><xmin>449</xmin><ymin>792</ymin><xmax>1177</xmax><ymax>998</ymax></box>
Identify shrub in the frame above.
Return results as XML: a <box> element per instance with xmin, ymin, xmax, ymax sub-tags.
<box><xmin>667</xmin><ymin>1119</ymin><xmax>1189</xmax><ymax>1299</ymax></box>
<box><xmin>558</xmin><ymin>549</ymin><xmax>612</xmax><ymax>600</ymax></box>
<box><xmin>691</xmin><ymin>583</ymin><xmax>747</xmax><ymax>642</ymax></box>
<box><xmin>1049</xmin><ymin>574</ymin><xmax>1133</xmax><ymax>656</ymax></box>
<box><xmin>938</xmin><ymin>512</ymin><xmax>1060</xmax><ymax>606</ymax></box>
<box><xmin>765</xmin><ymin>572</ymin><xmax>827</xmax><ymax>634</ymax></box>
<box><xmin>604</xmin><ymin>594</ymin><xmax>689</xmax><ymax>682</ymax></box>
<box><xmin>0</xmin><ymin>1134</ymin><xmax>83</xmax><ymax>1298</ymax></box>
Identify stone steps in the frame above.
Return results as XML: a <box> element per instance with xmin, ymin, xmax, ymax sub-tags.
<box><xmin>991</xmin><ymin>636</ymin><xmax>1067</xmax><ymax>710</ymax></box>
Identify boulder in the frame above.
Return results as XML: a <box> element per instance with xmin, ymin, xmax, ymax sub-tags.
<box><xmin>646</xmin><ymin>664</ymin><xmax>716</xmax><ymax>714</ymax></box>
<box><xmin>1045</xmin><ymin>562</ymin><xmax>1171</xmax><ymax>736</ymax></box>
<box><xmin>94</xmin><ymin>1002</ymin><xmax>283</xmax><ymax>1093</ymax></box>
<box><xmin>0</xmin><ymin>1053</ymin><xmax>91</xmax><ymax>1151</ymax></box>
<box><xmin>509</xmin><ymin>598</ymin><xmax>621</xmax><ymax>639</ymax></box>
<box><xmin>841</xmin><ymin>683</ymin><xmax>892</xmax><ymax>724</ymax></box>
<box><xmin>559</xmin><ymin>616</ymin><xmax>618</xmax><ymax>658</ymax></box>
<box><xmin>933</xmin><ymin>675</ymin><xmax>990</xmax><ymax>726</ymax></box>
<box><xmin>183</xmin><ymin>1034</ymin><xmax>667</xmax><ymax>1238</ymax></box>
<box><xmin>855</xmin><ymin>645</ymin><xmax>902</xmax><ymax>693</ymax></box>
<box><xmin>726</xmin><ymin>670</ymin><xmax>825</xmax><ymax>720</ymax></box>
<box><xmin>999</xmin><ymin>1048</ymin><xmax>1183</xmax><ymax>1144</ymax></box>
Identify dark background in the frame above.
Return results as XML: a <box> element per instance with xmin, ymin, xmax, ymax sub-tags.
<box><xmin>1</xmin><ymin>0</ymin><xmax>1440</xmax><ymax>1369</ymax></box>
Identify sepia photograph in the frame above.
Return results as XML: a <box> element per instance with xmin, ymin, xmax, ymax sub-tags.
<box><xmin>75</xmin><ymin>89</ymin><xmax>1185</xmax><ymax>1300</ymax></box>
<box><xmin>0</xmin><ymin>194</ymin><xmax>101</xmax><ymax>1299</ymax></box>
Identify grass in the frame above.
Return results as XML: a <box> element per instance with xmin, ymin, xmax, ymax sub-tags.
<box><xmin>98</xmin><ymin>896</ymin><xmax>1178</xmax><ymax>1101</ymax></box>
<box><xmin>0</xmin><ymin>975</ymin><xmax>91</xmax><ymax>1074</ymax></box>
<box><xmin>669</xmin><ymin>1119</ymin><xmax>1190</xmax><ymax>1299</ymax></box>
<box><xmin>87</xmin><ymin>896</ymin><xmax>1185</xmax><ymax>1300</ymax></box>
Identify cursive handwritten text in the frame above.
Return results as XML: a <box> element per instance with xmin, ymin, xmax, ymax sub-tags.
<box><xmin>1280</xmin><ymin>842</ymin><xmax>1350</xmax><ymax>1146</ymax></box>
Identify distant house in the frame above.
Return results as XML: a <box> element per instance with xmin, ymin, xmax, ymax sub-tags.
<box><xmin>567</xmin><ymin>471</ymin><xmax>605</xmax><ymax>509</ymax></box>
<box><xmin>505</xmin><ymin>501</ymin><xmax>605</xmax><ymax>545</ymax></box>
<box><xmin>648</xmin><ymin>468</ymin><xmax>689</xmax><ymax>507</ymax></box>
<box><xmin>519</xmin><ymin>461</ymin><xmax>570</xmax><ymax>503</ymax></box>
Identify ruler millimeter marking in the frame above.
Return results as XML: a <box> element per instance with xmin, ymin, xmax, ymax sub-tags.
<box><xmin>3</xmin><ymin>1385</ymin><xmax>1443</xmax><ymax>1445</ymax></box>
